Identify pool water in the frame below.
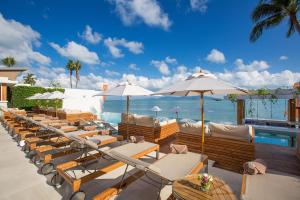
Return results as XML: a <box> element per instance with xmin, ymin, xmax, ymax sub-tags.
<box><xmin>255</xmin><ymin>132</ymin><xmax>290</xmax><ymax>147</ymax></box>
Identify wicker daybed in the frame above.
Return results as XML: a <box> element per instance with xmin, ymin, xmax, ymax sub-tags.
<box><xmin>118</xmin><ymin>113</ymin><xmax>179</xmax><ymax>143</ymax></box>
<box><xmin>175</xmin><ymin>121</ymin><xmax>255</xmax><ymax>173</ymax></box>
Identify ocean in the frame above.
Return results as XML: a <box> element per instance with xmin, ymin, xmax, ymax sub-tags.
<box><xmin>101</xmin><ymin>96</ymin><xmax>291</xmax><ymax>147</ymax></box>
<box><xmin>101</xmin><ymin>96</ymin><xmax>288</xmax><ymax>124</ymax></box>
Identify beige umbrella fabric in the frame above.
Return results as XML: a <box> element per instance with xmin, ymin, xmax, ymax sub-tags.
<box><xmin>154</xmin><ymin>71</ymin><xmax>247</xmax><ymax>156</ymax></box>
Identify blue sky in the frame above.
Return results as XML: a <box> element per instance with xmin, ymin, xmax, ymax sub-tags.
<box><xmin>0</xmin><ymin>0</ymin><xmax>299</xmax><ymax>90</ymax></box>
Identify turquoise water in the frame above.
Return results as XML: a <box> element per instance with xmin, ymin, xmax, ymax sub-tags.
<box><xmin>101</xmin><ymin>97</ymin><xmax>291</xmax><ymax>147</ymax></box>
<box><xmin>102</xmin><ymin>97</ymin><xmax>288</xmax><ymax>123</ymax></box>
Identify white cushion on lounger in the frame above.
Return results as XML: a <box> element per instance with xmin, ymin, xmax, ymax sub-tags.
<box><xmin>209</xmin><ymin>122</ymin><xmax>252</xmax><ymax>142</ymax></box>
<box><xmin>242</xmin><ymin>172</ymin><xmax>300</xmax><ymax>200</ymax></box>
<box><xmin>106</xmin><ymin>142</ymin><xmax>157</xmax><ymax>157</ymax></box>
<box><xmin>149</xmin><ymin>152</ymin><xmax>202</xmax><ymax>181</ymax></box>
<box><xmin>109</xmin><ymin>150</ymin><xmax>203</xmax><ymax>181</ymax></box>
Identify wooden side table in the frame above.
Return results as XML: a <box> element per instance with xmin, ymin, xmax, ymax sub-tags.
<box><xmin>172</xmin><ymin>174</ymin><xmax>237</xmax><ymax>200</ymax></box>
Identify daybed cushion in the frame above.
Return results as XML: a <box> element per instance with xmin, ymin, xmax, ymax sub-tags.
<box><xmin>159</xmin><ymin>119</ymin><xmax>176</xmax><ymax>126</ymax></box>
<box><xmin>179</xmin><ymin>121</ymin><xmax>209</xmax><ymax>135</ymax></box>
<box><xmin>121</xmin><ymin>113</ymin><xmax>135</xmax><ymax>124</ymax></box>
<box><xmin>134</xmin><ymin>115</ymin><xmax>157</xmax><ymax>127</ymax></box>
<box><xmin>209</xmin><ymin>122</ymin><xmax>252</xmax><ymax>142</ymax></box>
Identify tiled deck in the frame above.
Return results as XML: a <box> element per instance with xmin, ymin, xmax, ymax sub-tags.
<box><xmin>0</xmin><ymin>126</ymin><xmax>299</xmax><ymax>200</ymax></box>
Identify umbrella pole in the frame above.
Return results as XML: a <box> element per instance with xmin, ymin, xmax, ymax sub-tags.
<box><xmin>200</xmin><ymin>92</ymin><xmax>205</xmax><ymax>158</ymax></box>
<box><xmin>126</xmin><ymin>96</ymin><xmax>130</xmax><ymax>140</ymax></box>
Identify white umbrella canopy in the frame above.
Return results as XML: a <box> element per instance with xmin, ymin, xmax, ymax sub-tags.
<box><xmin>47</xmin><ymin>91</ymin><xmax>67</xmax><ymax>100</ymax></box>
<box><xmin>95</xmin><ymin>81</ymin><xmax>153</xmax><ymax>139</ymax></box>
<box><xmin>151</xmin><ymin>106</ymin><xmax>162</xmax><ymax>117</ymax></box>
<box><xmin>37</xmin><ymin>92</ymin><xmax>52</xmax><ymax>100</ymax></box>
<box><xmin>95</xmin><ymin>81</ymin><xmax>153</xmax><ymax>97</ymax></box>
<box><xmin>171</xmin><ymin>106</ymin><xmax>181</xmax><ymax>119</ymax></box>
<box><xmin>153</xmin><ymin>71</ymin><xmax>247</xmax><ymax>156</ymax></box>
<box><xmin>26</xmin><ymin>93</ymin><xmax>43</xmax><ymax>100</ymax></box>
<box><xmin>155</xmin><ymin>72</ymin><xmax>247</xmax><ymax>96</ymax></box>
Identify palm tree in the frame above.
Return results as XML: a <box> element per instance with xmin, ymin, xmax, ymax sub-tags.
<box><xmin>250</xmin><ymin>0</ymin><xmax>300</xmax><ymax>42</ymax></box>
<box><xmin>23</xmin><ymin>73</ymin><xmax>36</xmax><ymax>86</ymax></box>
<box><xmin>74</xmin><ymin>60</ymin><xmax>82</xmax><ymax>88</ymax></box>
<box><xmin>1</xmin><ymin>56</ymin><xmax>16</xmax><ymax>67</ymax></box>
<box><xmin>66</xmin><ymin>60</ymin><xmax>75</xmax><ymax>88</ymax></box>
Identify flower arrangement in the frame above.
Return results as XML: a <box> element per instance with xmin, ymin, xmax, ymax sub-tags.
<box><xmin>198</xmin><ymin>173</ymin><xmax>213</xmax><ymax>192</ymax></box>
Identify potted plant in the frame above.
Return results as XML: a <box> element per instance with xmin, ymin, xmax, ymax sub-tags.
<box><xmin>198</xmin><ymin>173</ymin><xmax>213</xmax><ymax>192</ymax></box>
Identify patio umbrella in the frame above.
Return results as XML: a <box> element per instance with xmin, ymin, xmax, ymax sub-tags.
<box><xmin>26</xmin><ymin>93</ymin><xmax>43</xmax><ymax>100</ymax></box>
<box><xmin>26</xmin><ymin>93</ymin><xmax>47</xmax><ymax>109</ymax></box>
<box><xmin>154</xmin><ymin>71</ymin><xmax>247</xmax><ymax>156</ymax></box>
<box><xmin>94</xmin><ymin>81</ymin><xmax>153</xmax><ymax>139</ymax></box>
<box><xmin>151</xmin><ymin>106</ymin><xmax>162</xmax><ymax>117</ymax></box>
<box><xmin>47</xmin><ymin>91</ymin><xmax>67</xmax><ymax>117</ymax></box>
<box><xmin>171</xmin><ymin>106</ymin><xmax>181</xmax><ymax>119</ymax></box>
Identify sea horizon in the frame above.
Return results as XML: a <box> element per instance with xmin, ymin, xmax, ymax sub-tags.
<box><xmin>102</xmin><ymin>96</ymin><xmax>288</xmax><ymax>125</ymax></box>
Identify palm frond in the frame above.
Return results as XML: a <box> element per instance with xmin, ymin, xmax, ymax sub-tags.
<box><xmin>287</xmin><ymin>17</ymin><xmax>295</xmax><ymax>37</ymax></box>
<box><xmin>250</xmin><ymin>14</ymin><xmax>285</xmax><ymax>41</ymax></box>
<box><xmin>252</xmin><ymin>3</ymin><xmax>282</xmax><ymax>22</ymax></box>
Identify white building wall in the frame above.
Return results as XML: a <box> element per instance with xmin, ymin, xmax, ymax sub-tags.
<box><xmin>62</xmin><ymin>88</ymin><xmax>104</xmax><ymax>117</ymax></box>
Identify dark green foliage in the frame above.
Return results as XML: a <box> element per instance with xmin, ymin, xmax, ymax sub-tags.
<box><xmin>10</xmin><ymin>86</ymin><xmax>65</xmax><ymax>110</ymax></box>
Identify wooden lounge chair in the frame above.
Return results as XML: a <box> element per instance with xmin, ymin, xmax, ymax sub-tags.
<box><xmin>175</xmin><ymin>122</ymin><xmax>255</xmax><ymax>173</ymax></box>
<box><xmin>241</xmin><ymin>171</ymin><xmax>300</xmax><ymax>200</ymax></box>
<box><xmin>53</xmin><ymin>139</ymin><xmax>159</xmax><ymax>200</ymax></box>
<box><xmin>24</xmin><ymin>125</ymin><xmax>78</xmax><ymax>152</ymax></box>
<box><xmin>93</xmin><ymin>149</ymin><xmax>208</xmax><ymax>200</ymax></box>
<box><xmin>57</xmin><ymin>109</ymin><xmax>97</xmax><ymax>122</ymax></box>
<box><xmin>36</xmin><ymin>130</ymin><xmax>118</xmax><ymax>175</ymax></box>
<box><xmin>118</xmin><ymin>113</ymin><xmax>179</xmax><ymax>143</ymax></box>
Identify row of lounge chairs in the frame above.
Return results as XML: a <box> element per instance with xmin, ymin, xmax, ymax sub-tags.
<box><xmin>34</xmin><ymin>107</ymin><xmax>98</xmax><ymax>122</ymax></box>
<box><xmin>118</xmin><ymin>113</ymin><xmax>255</xmax><ymax>173</ymax></box>
<box><xmin>1</xmin><ymin>108</ymin><xmax>208</xmax><ymax>200</ymax></box>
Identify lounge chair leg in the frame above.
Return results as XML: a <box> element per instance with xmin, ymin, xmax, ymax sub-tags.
<box><xmin>40</xmin><ymin>163</ymin><xmax>55</xmax><ymax>175</ymax></box>
<box><xmin>50</xmin><ymin>172</ymin><xmax>65</xmax><ymax>187</ymax></box>
<box><xmin>118</xmin><ymin>164</ymin><xmax>129</xmax><ymax>189</ymax></box>
<box><xmin>157</xmin><ymin>178</ymin><xmax>163</xmax><ymax>200</ymax></box>
<box><xmin>70</xmin><ymin>190</ymin><xmax>85</xmax><ymax>200</ymax></box>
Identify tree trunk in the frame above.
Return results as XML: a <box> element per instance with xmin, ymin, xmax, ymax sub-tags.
<box><xmin>291</xmin><ymin>13</ymin><xmax>300</xmax><ymax>35</ymax></box>
<box><xmin>69</xmin><ymin>71</ymin><xmax>72</xmax><ymax>88</ymax></box>
<box><xmin>75</xmin><ymin>71</ymin><xmax>79</xmax><ymax>88</ymax></box>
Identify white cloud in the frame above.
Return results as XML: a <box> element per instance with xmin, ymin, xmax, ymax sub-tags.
<box><xmin>49</xmin><ymin>41</ymin><xmax>100</xmax><ymax>64</ymax></box>
<box><xmin>129</xmin><ymin>63</ymin><xmax>140</xmax><ymax>70</ymax></box>
<box><xmin>105</xmin><ymin>69</ymin><xmax>121</xmax><ymax>77</ymax></box>
<box><xmin>0</xmin><ymin>13</ymin><xmax>51</xmax><ymax>65</ymax></box>
<box><xmin>279</xmin><ymin>55</ymin><xmax>288</xmax><ymax>60</ymax></box>
<box><xmin>151</xmin><ymin>60</ymin><xmax>170</xmax><ymax>75</ymax></box>
<box><xmin>190</xmin><ymin>0</ymin><xmax>208</xmax><ymax>13</ymax></box>
<box><xmin>176</xmin><ymin>65</ymin><xmax>187</xmax><ymax>74</ymax></box>
<box><xmin>165</xmin><ymin>56</ymin><xmax>177</xmax><ymax>64</ymax></box>
<box><xmin>108</xmin><ymin>0</ymin><xmax>172</xmax><ymax>30</ymax></box>
<box><xmin>235</xmin><ymin>58</ymin><xmax>269</xmax><ymax>72</ymax></box>
<box><xmin>104</xmin><ymin>37</ymin><xmax>143</xmax><ymax>58</ymax></box>
<box><xmin>206</xmin><ymin>49</ymin><xmax>226</xmax><ymax>64</ymax></box>
<box><xmin>28</xmin><ymin>63</ymin><xmax>300</xmax><ymax>92</ymax></box>
<box><xmin>216</xmin><ymin>70</ymin><xmax>300</xmax><ymax>89</ymax></box>
<box><xmin>79</xmin><ymin>25</ymin><xmax>102</xmax><ymax>44</ymax></box>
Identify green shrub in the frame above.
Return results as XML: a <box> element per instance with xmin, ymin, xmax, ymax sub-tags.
<box><xmin>10</xmin><ymin>86</ymin><xmax>65</xmax><ymax>110</ymax></box>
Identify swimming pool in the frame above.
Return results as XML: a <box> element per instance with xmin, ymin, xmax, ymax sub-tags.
<box><xmin>254</xmin><ymin>132</ymin><xmax>290</xmax><ymax>147</ymax></box>
<box><xmin>101</xmin><ymin>112</ymin><xmax>294</xmax><ymax>147</ymax></box>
